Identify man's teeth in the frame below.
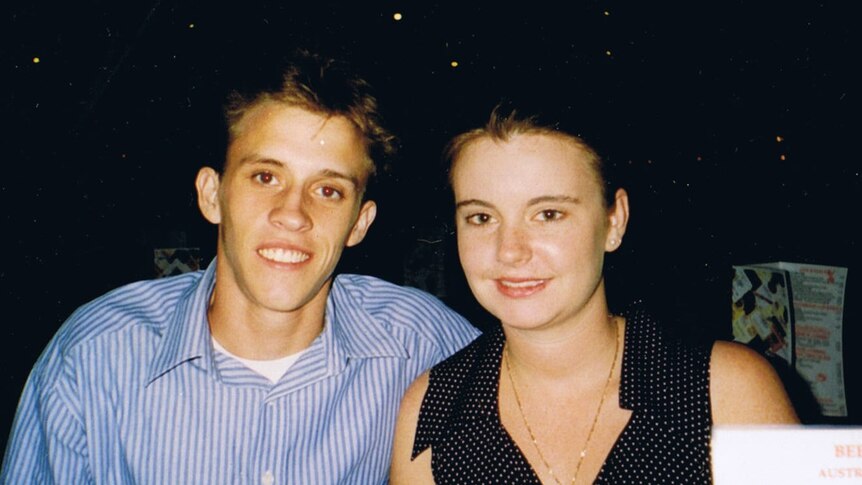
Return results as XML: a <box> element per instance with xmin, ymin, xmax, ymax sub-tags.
<box><xmin>259</xmin><ymin>248</ymin><xmax>310</xmax><ymax>263</ymax></box>
<box><xmin>500</xmin><ymin>280</ymin><xmax>543</xmax><ymax>288</ymax></box>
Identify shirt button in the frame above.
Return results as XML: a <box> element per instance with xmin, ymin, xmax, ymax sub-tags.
<box><xmin>261</xmin><ymin>470</ymin><xmax>274</xmax><ymax>485</ymax></box>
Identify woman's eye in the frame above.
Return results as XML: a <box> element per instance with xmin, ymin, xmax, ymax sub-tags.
<box><xmin>537</xmin><ymin>209</ymin><xmax>564</xmax><ymax>221</ymax></box>
<box><xmin>253</xmin><ymin>172</ymin><xmax>277</xmax><ymax>185</ymax></box>
<box><xmin>466</xmin><ymin>213</ymin><xmax>492</xmax><ymax>225</ymax></box>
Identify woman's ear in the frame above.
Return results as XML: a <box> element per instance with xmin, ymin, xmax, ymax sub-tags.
<box><xmin>605</xmin><ymin>188</ymin><xmax>630</xmax><ymax>252</ymax></box>
<box><xmin>195</xmin><ymin>167</ymin><xmax>222</xmax><ymax>224</ymax></box>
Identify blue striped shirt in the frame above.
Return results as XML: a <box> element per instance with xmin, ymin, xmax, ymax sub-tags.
<box><xmin>1</xmin><ymin>259</ymin><xmax>479</xmax><ymax>484</ymax></box>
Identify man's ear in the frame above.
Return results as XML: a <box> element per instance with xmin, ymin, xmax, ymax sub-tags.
<box><xmin>196</xmin><ymin>167</ymin><xmax>222</xmax><ymax>224</ymax></box>
<box><xmin>605</xmin><ymin>188</ymin><xmax>630</xmax><ymax>252</ymax></box>
<box><xmin>346</xmin><ymin>200</ymin><xmax>377</xmax><ymax>247</ymax></box>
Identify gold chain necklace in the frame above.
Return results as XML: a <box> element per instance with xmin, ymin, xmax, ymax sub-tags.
<box><xmin>504</xmin><ymin>317</ymin><xmax>621</xmax><ymax>485</ymax></box>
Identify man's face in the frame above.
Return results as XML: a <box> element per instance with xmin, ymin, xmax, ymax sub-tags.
<box><xmin>197</xmin><ymin>102</ymin><xmax>376</xmax><ymax>318</ymax></box>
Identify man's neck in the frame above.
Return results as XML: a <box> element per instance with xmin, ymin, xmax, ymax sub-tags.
<box><xmin>206</xmin><ymin>289</ymin><xmax>328</xmax><ymax>361</ymax></box>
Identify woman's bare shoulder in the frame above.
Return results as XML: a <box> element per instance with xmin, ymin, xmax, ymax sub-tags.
<box><xmin>710</xmin><ymin>340</ymin><xmax>799</xmax><ymax>425</ymax></box>
<box><xmin>390</xmin><ymin>372</ymin><xmax>435</xmax><ymax>485</ymax></box>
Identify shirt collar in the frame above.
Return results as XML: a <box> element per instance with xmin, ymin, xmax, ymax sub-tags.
<box><xmin>325</xmin><ymin>274</ymin><xmax>409</xmax><ymax>366</ymax></box>
<box><xmin>256</xmin><ymin>275</ymin><xmax>412</xmax><ymax>398</ymax></box>
<box><xmin>146</xmin><ymin>262</ymin><xmax>409</xmax><ymax>385</ymax></box>
<box><xmin>147</xmin><ymin>258</ymin><xmax>217</xmax><ymax>384</ymax></box>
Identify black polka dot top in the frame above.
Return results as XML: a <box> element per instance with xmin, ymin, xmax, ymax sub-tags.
<box><xmin>412</xmin><ymin>309</ymin><xmax>713</xmax><ymax>484</ymax></box>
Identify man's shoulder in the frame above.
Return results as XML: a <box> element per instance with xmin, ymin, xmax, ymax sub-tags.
<box><xmin>332</xmin><ymin>273</ymin><xmax>479</xmax><ymax>339</ymax></box>
<box><xmin>57</xmin><ymin>271</ymin><xmax>204</xmax><ymax>347</ymax></box>
<box><xmin>334</xmin><ymin>273</ymin><xmax>456</xmax><ymax>315</ymax></box>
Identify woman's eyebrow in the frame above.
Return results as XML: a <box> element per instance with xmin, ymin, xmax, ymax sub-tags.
<box><xmin>526</xmin><ymin>195</ymin><xmax>581</xmax><ymax>206</ymax></box>
<box><xmin>455</xmin><ymin>199</ymin><xmax>494</xmax><ymax>210</ymax></box>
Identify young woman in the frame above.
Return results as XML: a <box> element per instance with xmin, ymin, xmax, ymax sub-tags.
<box><xmin>390</xmin><ymin>106</ymin><xmax>798</xmax><ymax>484</ymax></box>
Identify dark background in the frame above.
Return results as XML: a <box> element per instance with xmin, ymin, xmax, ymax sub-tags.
<box><xmin>2</xmin><ymin>1</ymin><xmax>857</xmax><ymax>452</ymax></box>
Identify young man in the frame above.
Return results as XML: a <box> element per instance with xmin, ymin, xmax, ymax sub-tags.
<box><xmin>1</xmin><ymin>52</ymin><xmax>478</xmax><ymax>484</ymax></box>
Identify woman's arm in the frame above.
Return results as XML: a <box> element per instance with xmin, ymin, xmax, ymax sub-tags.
<box><xmin>710</xmin><ymin>340</ymin><xmax>800</xmax><ymax>424</ymax></box>
<box><xmin>390</xmin><ymin>372</ymin><xmax>436</xmax><ymax>485</ymax></box>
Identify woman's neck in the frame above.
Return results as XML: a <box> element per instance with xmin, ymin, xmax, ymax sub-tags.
<box><xmin>503</xmin><ymin>310</ymin><xmax>622</xmax><ymax>385</ymax></box>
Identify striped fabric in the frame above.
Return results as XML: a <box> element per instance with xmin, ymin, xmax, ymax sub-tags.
<box><xmin>1</xmin><ymin>259</ymin><xmax>479</xmax><ymax>484</ymax></box>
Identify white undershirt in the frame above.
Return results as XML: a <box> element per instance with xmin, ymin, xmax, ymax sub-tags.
<box><xmin>212</xmin><ymin>337</ymin><xmax>305</xmax><ymax>384</ymax></box>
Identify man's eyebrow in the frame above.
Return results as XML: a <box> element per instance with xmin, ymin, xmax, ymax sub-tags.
<box><xmin>236</xmin><ymin>156</ymin><xmax>283</xmax><ymax>168</ymax></box>
<box><xmin>238</xmin><ymin>157</ymin><xmax>361</xmax><ymax>188</ymax></box>
<box><xmin>318</xmin><ymin>169</ymin><xmax>360</xmax><ymax>187</ymax></box>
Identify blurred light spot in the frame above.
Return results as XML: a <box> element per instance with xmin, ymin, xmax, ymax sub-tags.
<box><xmin>604</xmin><ymin>10</ymin><xmax>610</xmax><ymax>16</ymax></box>
<box><xmin>776</xmin><ymin>135</ymin><xmax>784</xmax><ymax>142</ymax></box>
<box><xmin>32</xmin><ymin>57</ymin><xmax>40</xmax><ymax>64</ymax></box>
<box><xmin>393</xmin><ymin>12</ymin><xmax>403</xmax><ymax>21</ymax></box>
<box><xmin>450</xmin><ymin>60</ymin><xmax>459</xmax><ymax>68</ymax></box>
<box><xmin>188</xmin><ymin>23</ymin><xmax>195</xmax><ymax>29</ymax></box>
<box><xmin>780</xmin><ymin>154</ymin><xmax>787</xmax><ymax>161</ymax></box>
<box><xmin>605</xmin><ymin>50</ymin><xmax>612</xmax><ymax>56</ymax></box>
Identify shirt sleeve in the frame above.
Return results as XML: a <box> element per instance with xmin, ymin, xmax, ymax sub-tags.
<box><xmin>433</xmin><ymin>307</ymin><xmax>480</xmax><ymax>362</ymax></box>
<box><xmin>1</xmin><ymin>349</ymin><xmax>92</xmax><ymax>484</ymax></box>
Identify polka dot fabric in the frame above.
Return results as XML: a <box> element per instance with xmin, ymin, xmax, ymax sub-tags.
<box><xmin>412</xmin><ymin>309</ymin><xmax>713</xmax><ymax>484</ymax></box>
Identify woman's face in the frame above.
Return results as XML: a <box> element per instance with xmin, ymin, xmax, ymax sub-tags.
<box><xmin>452</xmin><ymin>133</ymin><xmax>626</xmax><ymax>332</ymax></box>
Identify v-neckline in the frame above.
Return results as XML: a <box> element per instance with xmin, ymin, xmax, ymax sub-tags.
<box><xmin>489</xmin><ymin>327</ymin><xmax>635</xmax><ymax>484</ymax></box>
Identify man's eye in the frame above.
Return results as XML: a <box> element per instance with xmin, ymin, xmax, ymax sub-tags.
<box><xmin>253</xmin><ymin>172</ymin><xmax>277</xmax><ymax>185</ymax></box>
<box><xmin>316</xmin><ymin>186</ymin><xmax>343</xmax><ymax>199</ymax></box>
<box><xmin>466</xmin><ymin>213</ymin><xmax>492</xmax><ymax>225</ymax></box>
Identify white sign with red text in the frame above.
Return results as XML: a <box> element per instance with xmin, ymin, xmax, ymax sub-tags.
<box><xmin>713</xmin><ymin>426</ymin><xmax>862</xmax><ymax>484</ymax></box>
